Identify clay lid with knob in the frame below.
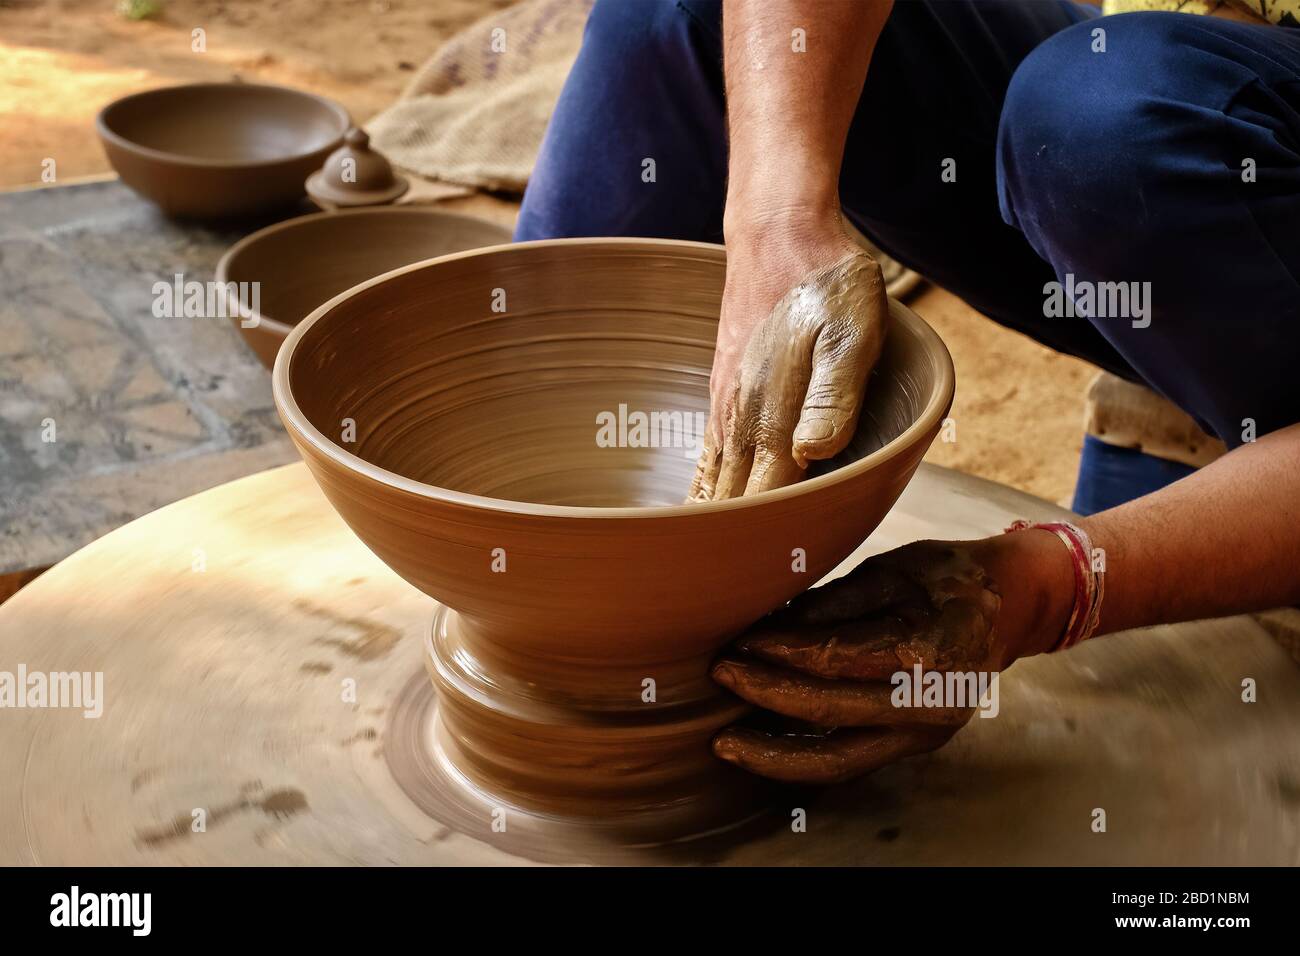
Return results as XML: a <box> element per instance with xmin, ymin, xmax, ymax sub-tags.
<box><xmin>306</xmin><ymin>126</ymin><xmax>409</xmax><ymax>208</ymax></box>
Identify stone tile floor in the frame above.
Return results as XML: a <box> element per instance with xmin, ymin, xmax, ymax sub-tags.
<box><xmin>0</xmin><ymin>180</ymin><xmax>306</xmax><ymax>578</ymax></box>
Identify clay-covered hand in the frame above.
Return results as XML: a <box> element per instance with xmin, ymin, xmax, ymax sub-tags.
<box><xmin>688</xmin><ymin>248</ymin><xmax>888</xmax><ymax>500</ymax></box>
<box><xmin>711</xmin><ymin>540</ymin><xmax>1007</xmax><ymax>784</ymax></box>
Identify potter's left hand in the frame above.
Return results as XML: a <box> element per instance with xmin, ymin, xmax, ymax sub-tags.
<box><xmin>711</xmin><ymin>534</ymin><xmax>1072</xmax><ymax>784</ymax></box>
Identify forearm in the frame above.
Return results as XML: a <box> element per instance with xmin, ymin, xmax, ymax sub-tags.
<box><xmin>1080</xmin><ymin>422</ymin><xmax>1300</xmax><ymax>635</ymax></box>
<box><xmin>983</xmin><ymin>423</ymin><xmax>1300</xmax><ymax>660</ymax></box>
<box><xmin>722</xmin><ymin>0</ymin><xmax>892</xmax><ymax>234</ymax></box>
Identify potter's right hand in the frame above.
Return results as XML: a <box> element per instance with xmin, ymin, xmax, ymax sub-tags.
<box><xmin>710</xmin><ymin>531</ymin><xmax>1076</xmax><ymax>784</ymax></box>
<box><xmin>687</xmin><ymin>218</ymin><xmax>888</xmax><ymax>501</ymax></box>
<box><xmin>709</xmin><ymin>540</ymin><xmax>1002</xmax><ymax>784</ymax></box>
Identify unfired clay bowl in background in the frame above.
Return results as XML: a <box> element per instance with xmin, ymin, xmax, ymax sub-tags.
<box><xmin>273</xmin><ymin>238</ymin><xmax>955</xmax><ymax>842</ymax></box>
<box><xmin>96</xmin><ymin>82</ymin><xmax>350</xmax><ymax>219</ymax></box>
<box><xmin>216</xmin><ymin>208</ymin><xmax>511</xmax><ymax>368</ymax></box>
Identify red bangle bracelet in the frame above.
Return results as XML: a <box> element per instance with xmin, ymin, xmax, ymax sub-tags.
<box><xmin>1004</xmin><ymin>520</ymin><xmax>1105</xmax><ymax>652</ymax></box>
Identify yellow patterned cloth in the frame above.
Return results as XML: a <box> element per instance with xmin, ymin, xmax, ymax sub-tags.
<box><xmin>1103</xmin><ymin>0</ymin><xmax>1300</xmax><ymax>26</ymax></box>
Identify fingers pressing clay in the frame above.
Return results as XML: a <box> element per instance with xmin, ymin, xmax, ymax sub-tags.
<box><xmin>710</xmin><ymin>541</ymin><xmax>1004</xmax><ymax>784</ymax></box>
<box><xmin>687</xmin><ymin>429</ymin><xmax>722</xmax><ymax>502</ymax></box>
<box><xmin>732</xmin><ymin>541</ymin><xmax>1004</xmax><ymax>682</ymax></box>
<box><xmin>712</xmin><ymin>656</ymin><xmax>971</xmax><ymax>727</ymax></box>
<box><xmin>712</xmin><ymin>724</ymin><xmax>950</xmax><ymax>785</ymax></box>
<box><xmin>790</xmin><ymin>257</ymin><xmax>887</xmax><ymax>468</ymax></box>
<box><xmin>744</xmin><ymin>445</ymin><xmax>808</xmax><ymax>497</ymax></box>
<box><xmin>785</xmin><ymin>560</ymin><xmax>928</xmax><ymax>625</ymax></box>
<box><xmin>691</xmin><ymin>252</ymin><xmax>888</xmax><ymax>502</ymax></box>
<box><xmin>740</xmin><ymin>595</ymin><xmax>1004</xmax><ymax>681</ymax></box>
<box><xmin>713</xmin><ymin>435</ymin><xmax>756</xmax><ymax>501</ymax></box>
<box><xmin>738</xmin><ymin>614</ymin><xmax>929</xmax><ymax>681</ymax></box>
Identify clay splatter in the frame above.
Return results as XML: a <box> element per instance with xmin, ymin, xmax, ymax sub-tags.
<box><xmin>134</xmin><ymin>787</ymin><xmax>309</xmax><ymax>848</ymax></box>
<box><xmin>294</xmin><ymin>599</ymin><xmax>401</xmax><ymax>660</ymax></box>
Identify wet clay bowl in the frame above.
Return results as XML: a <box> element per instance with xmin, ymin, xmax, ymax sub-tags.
<box><xmin>216</xmin><ymin>208</ymin><xmax>511</xmax><ymax>369</ymax></box>
<box><xmin>96</xmin><ymin>82</ymin><xmax>349</xmax><ymax>220</ymax></box>
<box><xmin>273</xmin><ymin>238</ymin><xmax>954</xmax><ymax>841</ymax></box>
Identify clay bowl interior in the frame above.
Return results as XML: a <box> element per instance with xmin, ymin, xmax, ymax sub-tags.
<box><xmin>274</xmin><ymin>238</ymin><xmax>954</xmax><ymax>696</ymax></box>
<box><xmin>96</xmin><ymin>82</ymin><xmax>349</xmax><ymax>219</ymax></box>
<box><xmin>216</xmin><ymin>208</ymin><xmax>512</xmax><ymax>369</ymax></box>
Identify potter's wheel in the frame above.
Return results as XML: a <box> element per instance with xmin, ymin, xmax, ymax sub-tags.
<box><xmin>2</xmin><ymin>463</ymin><xmax>1297</xmax><ymax>865</ymax></box>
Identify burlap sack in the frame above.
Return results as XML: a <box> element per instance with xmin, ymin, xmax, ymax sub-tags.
<box><xmin>1082</xmin><ymin>371</ymin><xmax>1226</xmax><ymax>468</ymax></box>
<box><xmin>370</xmin><ymin>0</ymin><xmax>922</xmax><ymax>297</ymax></box>
<box><xmin>369</xmin><ymin>0</ymin><xmax>596</xmax><ymax>194</ymax></box>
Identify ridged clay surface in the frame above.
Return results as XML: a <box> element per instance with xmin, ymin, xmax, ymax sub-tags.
<box><xmin>272</xmin><ymin>238</ymin><xmax>954</xmax><ymax>839</ymax></box>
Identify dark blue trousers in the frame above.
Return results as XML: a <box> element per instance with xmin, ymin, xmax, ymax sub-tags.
<box><xmin>517</xmin><ymin>0</ymin><xmax>1300</xmax><ymax>484</ymax></box>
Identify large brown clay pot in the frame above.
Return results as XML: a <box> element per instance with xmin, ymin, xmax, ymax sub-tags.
<box><xmin>273</xmin><ymin>238</ymin><xmax>954</xmax><ymax>843</ymax></box>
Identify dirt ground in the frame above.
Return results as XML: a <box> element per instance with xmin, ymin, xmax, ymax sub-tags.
<box><xmin>0</xmin><ymin>0</ymin><xmax>1096</xmax><ymax>504</ymax></box>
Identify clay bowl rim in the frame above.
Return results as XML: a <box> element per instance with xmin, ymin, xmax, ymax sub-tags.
<box><xmin>95</xmin><ymin>81</ymin><xmax>351</xmax><ymax>171</ymax></box>
<box><xmin>214</xmin><ymin>206</ymin><xmax>514</xmax><ymax>339</ymax></box>
<box><xmin>272</xmin><ymin>236</ymin><xmax>955</xmax><ymax>520</ymax></box>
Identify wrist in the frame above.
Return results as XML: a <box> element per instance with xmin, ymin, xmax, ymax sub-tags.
<box><xmin>723</xmin><ymin>182</ymin><xmax>843</xmax><ymax>246</ymax></box>
<box><xmin>970</xmin><ymin>529</ymin><xmax>1075</xmax><ymax>666</ymax></box>
<box><xmin>721</xmin><ymin>202</ymin><xmax>863</xmax><ymax>280</ymax></box>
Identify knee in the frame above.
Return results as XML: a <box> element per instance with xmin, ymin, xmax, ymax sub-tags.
<box><xmin>558</xmin><ymin>0</ymin><xmax>721</xmax><ymax>116</ymax></box>
<box><xmin>997</xmin><ymin>13</ymin><xmax>1197</xmax><ymax>236</ymax></box>
<box><xmin>516</xmin><ymin>0</ymin><xmax>725</xmax><ymax>242</ymax></box>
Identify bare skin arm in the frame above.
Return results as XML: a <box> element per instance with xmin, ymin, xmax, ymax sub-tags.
<box><xmin>1079</xmin><ymin>422</ymin><xmax>1300</xmax><ymax>635</ymax></box>
<box><xmin>699</xmin><ymin>0</ymin><xmax>1300</xmax><ymax>781</ymax></box>
<box><xmin>690</xmin><ymin>0</ymin><xmax>894</xmax><ymax>500</ymax></box>
<box><xmin>717</xmin><ymin>423</ymin><xmax>1300</xmax><ymax>782</ymax></box>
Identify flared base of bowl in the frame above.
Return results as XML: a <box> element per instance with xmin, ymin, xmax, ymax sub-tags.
<box><xmin>381</xmin><ymin>605</ymin><xmax>774</xmax><ymax>862</ymax></box>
